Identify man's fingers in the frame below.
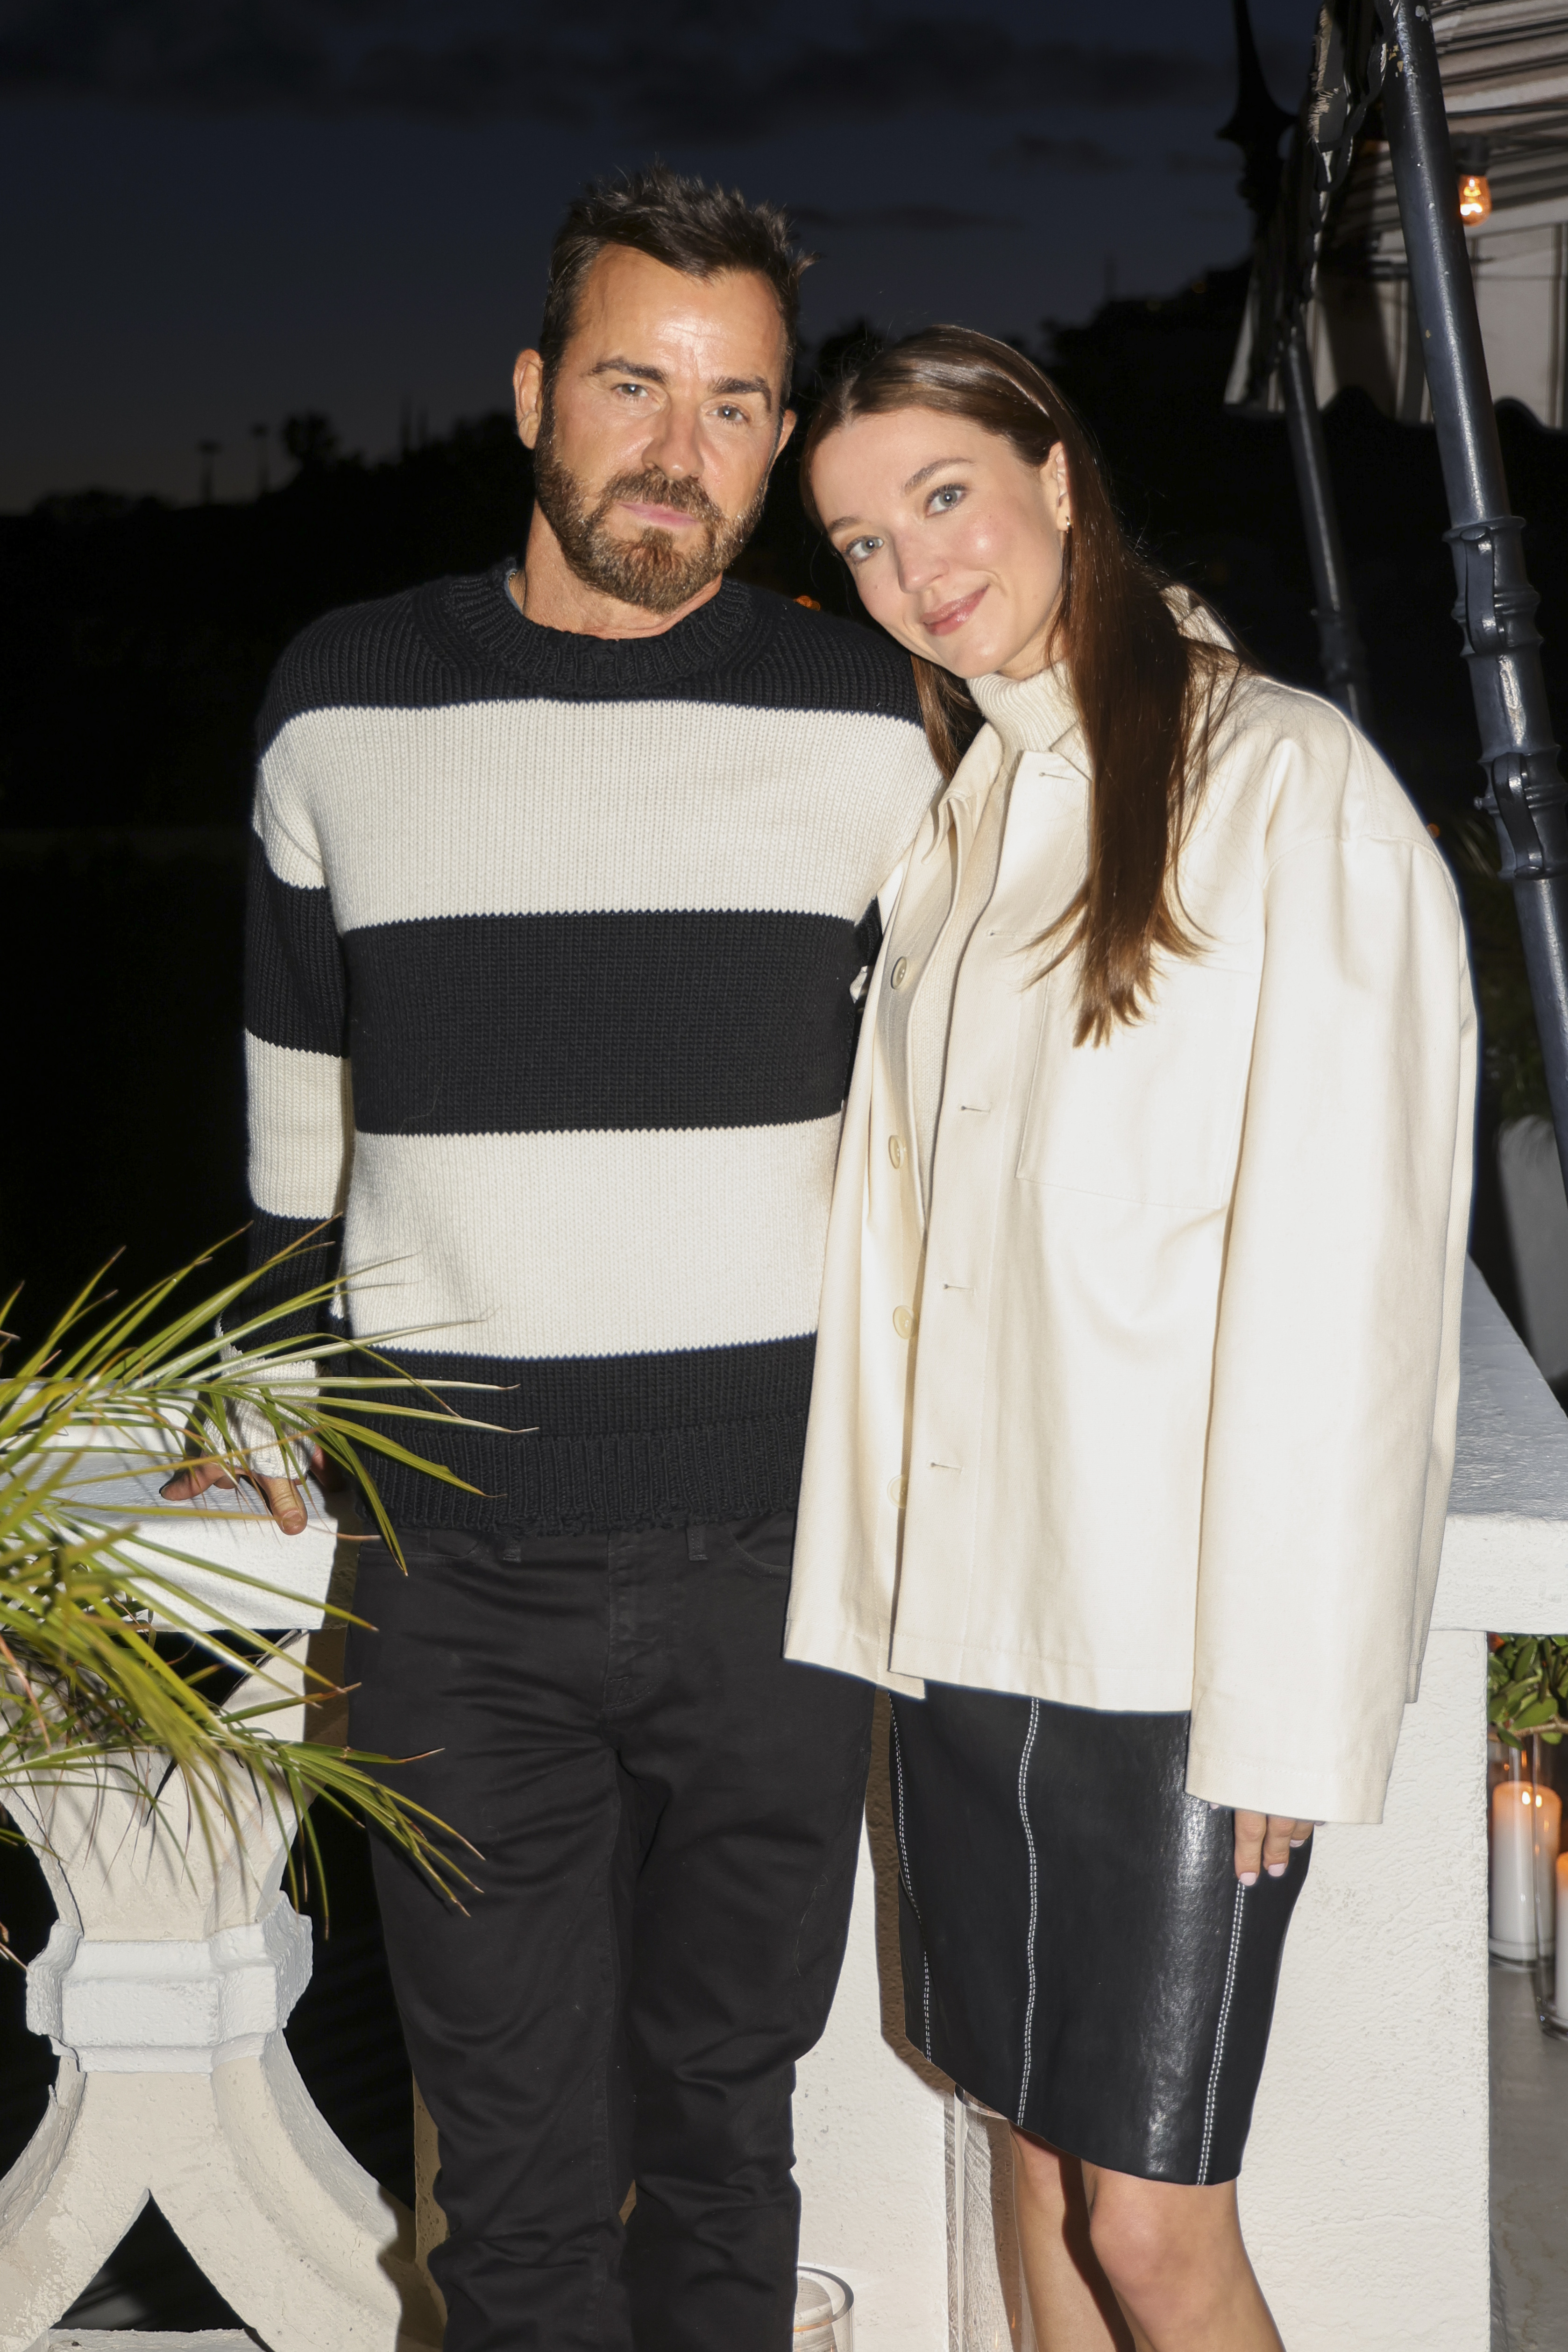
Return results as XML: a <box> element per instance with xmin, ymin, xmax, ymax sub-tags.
<box><xmin>159</xmin><ymin>1460</ymin><xmax>236</xmax><ymax>1500</ymax></box>
<box><xmin>254</xmin><ymin>1473</ymin><xmax>308</xmax><ymax>1534</ymax></box>
<box><xmin>1233</xmin><ymin>1807</ymin><xmax>1266</xmax><ymax>1885</ymax></box>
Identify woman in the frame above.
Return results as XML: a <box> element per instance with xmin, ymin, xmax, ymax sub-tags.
<box><xmin>784</xmin><ymin>329</ymin><xmax>1476</xmax><ymax>2350</ymax></box>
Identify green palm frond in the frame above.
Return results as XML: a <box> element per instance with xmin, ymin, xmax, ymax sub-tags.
<box><xmin>0</xmin><ymin>1233</ymin><xmax>511</xmax><ymax>1899</ymax></box>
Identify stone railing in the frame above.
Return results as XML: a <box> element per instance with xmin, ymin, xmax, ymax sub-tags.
<box><xmin>2</xmin><ymin>1258</ymin><xmax>1563</xmax><ymax>2349</ymax></box>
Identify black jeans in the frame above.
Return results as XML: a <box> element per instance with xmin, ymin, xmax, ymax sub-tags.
<box><xmin>344</xmin><ymin>1513</ymin><xmax>873</xmax><ymax>2352</ymax></box>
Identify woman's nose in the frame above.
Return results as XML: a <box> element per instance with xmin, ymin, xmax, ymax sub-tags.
<box><xmin>893</xmin><ymin>538</ymin><xmax>942</xmax><ymax>595</ymax></box>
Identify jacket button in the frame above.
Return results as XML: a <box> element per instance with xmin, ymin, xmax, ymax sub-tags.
<box><xmin>888</xmin><ymin>1135</ymin><xmax>906</xmax><ymax>1168</ymax></box>
<box><xmin>890</xmin><ymin>956</ymin><xmax>909</xmax><ymax>988</ymax></box>
<box><xmin>887</xmin><ymin>1476</ymin><xmax>908</xmax><ymax>1507</ymax></box>
<box><xmin>893</xmin><ymin>1307</ymin><xmax>915</xmax><ymax>1339</ymax></box>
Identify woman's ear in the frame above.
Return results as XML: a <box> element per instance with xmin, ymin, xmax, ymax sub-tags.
<box><xmin>1050</xmin><ymin>441</ymin><xmax>1071</xmax><ymax>532</ymax></box>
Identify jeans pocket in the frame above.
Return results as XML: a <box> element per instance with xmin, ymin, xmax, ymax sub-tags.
<box><xmin>724</xmin><ymin>1509</ymin><xmax>798</xmax><ymax>1576</ymax></box>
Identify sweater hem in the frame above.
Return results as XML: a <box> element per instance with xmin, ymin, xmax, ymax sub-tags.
<box><xmin>371</xmin><ymin>1410</ymin><xmax>811</xmax><ymax>1537</ymax></box>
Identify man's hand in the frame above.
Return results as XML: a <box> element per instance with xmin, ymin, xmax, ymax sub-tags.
<box><xmin>160</xmin><ymin>1422</ymin><xmax>337</xmax><ymax>1537</ymax></box>
<box><xmin>1232</xmin><ymin>1809</ymin><xmax>1315</xmax><ymax>1885</ymax></box>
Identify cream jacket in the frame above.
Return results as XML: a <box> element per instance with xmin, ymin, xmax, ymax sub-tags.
<box><xmin>784</xmin><ymin>657</ymin><xmax>1477</xmax><ymax>1824</ymax></box>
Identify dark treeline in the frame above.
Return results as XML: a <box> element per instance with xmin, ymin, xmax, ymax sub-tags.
<box><xmin>3</xmin><ymin>261</ymin><xmax>1566</xmax><ymax>1320</ymax></box>
<box><xmin>7</xmin><ymin>263</ymin><xmax>1567</xmax><ymax>836</ymax></box>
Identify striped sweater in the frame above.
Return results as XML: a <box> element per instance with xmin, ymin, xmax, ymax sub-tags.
<box><xmin>244</xmin><ymin>562</ymin><xmax>940</xmax><ymax>1531</ymax></box>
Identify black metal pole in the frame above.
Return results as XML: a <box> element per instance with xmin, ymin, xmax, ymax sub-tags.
<box><xmin>1377</xmin><ymin>0</ymin><xmax>1568</xmax><ymax>1188</ymax></box>
<box><xmin>1280</xmin><ymin>319</ymin><xmax>1375</xmax><ymax>731</ymax></box>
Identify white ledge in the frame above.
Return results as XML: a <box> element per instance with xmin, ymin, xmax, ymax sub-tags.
<box><xmin>30</xmin><ymin>1261</ymin><xmax>1568</xmax><ymax>1647</ymax></box>
<box><xmin>1434</xmin><ymin>1260</ymin><xmax>1568</xmax><ymax>1631</ymax></box>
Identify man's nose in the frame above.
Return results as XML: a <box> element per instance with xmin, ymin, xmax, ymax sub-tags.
<box><xmin>641</xmin><ymin>399</ymin><xmax>704</xmax><ymax>481</ymax></box>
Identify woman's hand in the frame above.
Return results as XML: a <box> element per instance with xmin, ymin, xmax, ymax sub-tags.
<box><xmin>1232</xmin><ymin>1810</ymin><xmax>1315</xmax><ymax>1885</ymax></box>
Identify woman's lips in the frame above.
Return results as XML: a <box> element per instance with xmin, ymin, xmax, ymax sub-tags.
<box><xmin>921</xmin><ymin>587</ymin><xmax>986</xmax><ymax>637</ymax></box>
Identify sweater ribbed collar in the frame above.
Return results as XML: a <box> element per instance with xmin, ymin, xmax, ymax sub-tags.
<box><xmin>968</xmin><ymin>659</ymin><xmax>1081</xmax><ymax>765</ymax></box>
<box><xmin>440</xmin><ymin>560</ymin><xmax>760</xmax><ymax>692</ymax></box>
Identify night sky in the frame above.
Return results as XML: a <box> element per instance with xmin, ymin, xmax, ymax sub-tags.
<box><xmin>6</xmin><ymin>0</ymin><xmax>1320</xmax><ymax>511</ymax></box>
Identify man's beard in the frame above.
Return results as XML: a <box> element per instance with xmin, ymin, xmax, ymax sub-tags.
<box><xmin>532</xmin><ymin>415</ymin><xmax>768</xmax><ymax>615</ymax></box>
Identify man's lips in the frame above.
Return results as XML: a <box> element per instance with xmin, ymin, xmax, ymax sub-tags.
<box><xmin>921</xmin><ymin>587</ymin><xmax>987</xmax><ymax>637</ymax></box>
<box><xmin>617</xmin><ymin>498</ymin><xmax>703</xmax><ymax>531</ymax></box>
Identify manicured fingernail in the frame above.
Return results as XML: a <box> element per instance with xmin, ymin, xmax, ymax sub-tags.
<box><xmin>1289</xmin><ymin>1836</ymin><xmax>1307</xmax><ymax>1848</ymax></box>
<box><xmin>1267</xmin><ymin>1861</ymin><xmax>1287</xmax><ymax>1877</ymax></box>
<box><xmin>1239</xmin><ymin>1870</ymin><xmax>1258</xmax><ymax>1886</ymax></box>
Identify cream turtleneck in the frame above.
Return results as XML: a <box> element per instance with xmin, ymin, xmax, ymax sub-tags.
<box><xmin>902</xmin><ymin>660</ymin><xmax>1075</xmax><ymax>1208</ymax></box>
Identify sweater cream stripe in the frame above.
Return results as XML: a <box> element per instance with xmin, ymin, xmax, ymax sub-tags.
<box><xmin>246</xmin><ymin>1036</ymin><xmax>354</xmax><ymax>1220</ymax></box>
<box><xmin>337</xmin><ymin>1116</ymin><xmax>842</xmax><ymax>1360</ymax></box>
<box><xmin>257</xmin><ymin>699</ymin><xmax>933</xmax><ymax>924</ymax></box>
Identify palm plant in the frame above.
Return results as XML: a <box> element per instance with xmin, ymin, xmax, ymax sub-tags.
<box><xmin>0</xmin><ymin>1234</ymin><xmax>495</xmax><ymax>1898</ymax></box>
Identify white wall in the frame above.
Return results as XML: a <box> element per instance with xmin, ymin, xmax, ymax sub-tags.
<box><xmin>795</xmin><ymin>1712</ymin><xmax>948</xmax><ymax>2351</ymax></box>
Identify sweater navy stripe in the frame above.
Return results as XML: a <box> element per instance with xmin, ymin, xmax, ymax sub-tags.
<box><xmin>340</xmin><ymin>908</ymin><xmax>866</xmax><ymax>1136</ymax></box>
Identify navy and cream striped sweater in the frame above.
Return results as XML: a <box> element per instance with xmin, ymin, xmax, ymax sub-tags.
<box><xmin>244</xmin><ymin>562</ymin><xmax>940</xmax><ymax>1531</ymax></box>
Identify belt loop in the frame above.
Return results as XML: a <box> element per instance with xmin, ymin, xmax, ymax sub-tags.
<box><xmin>686</xmin><ymin>1524</ymin><xmax>708</xmax><ymax>1563</ymax></box>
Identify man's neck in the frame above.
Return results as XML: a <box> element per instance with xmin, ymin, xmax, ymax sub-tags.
<box><xmin>510</xmin><ymin>508</ymin><xmax>724</xmax><ymax>640</ymax></box>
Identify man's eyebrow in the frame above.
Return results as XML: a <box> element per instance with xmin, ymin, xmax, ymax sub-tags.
<box><xmin>588</xmin><ymin>356</ymin><xmax>667</xmax><ymax>386</ymax></box>
<box><xmin>586</xmin><ymin>357</ymin><xmax>775</xmax><ymax>414</ymax></box>
<box><xmin>711</xmin><ymin>374</ymin><xmax>774</xmax><ymax>413</ymax></box>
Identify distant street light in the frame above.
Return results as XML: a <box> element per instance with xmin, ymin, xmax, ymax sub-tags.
<box><xmin>197</xmin><ymin>439</ymin><xmax>221</xmax><ymax>505</ymax></box>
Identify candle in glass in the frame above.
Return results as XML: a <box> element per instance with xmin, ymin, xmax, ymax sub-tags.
<box><xmin>1490</xmin><ymin>1776</ymin><xmax>1562</xmax><ymax>1961</ymax></box>
<box><xmin>1556</xmin><ymin>1854</ymin><xmax>1568</xmax><ymax>2017</ymax></box>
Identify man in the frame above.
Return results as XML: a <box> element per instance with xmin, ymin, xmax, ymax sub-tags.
<box><xmin>166</xmin><ymin>168</ymin><xmax>937</xmax><ymax>2351</ymax></box>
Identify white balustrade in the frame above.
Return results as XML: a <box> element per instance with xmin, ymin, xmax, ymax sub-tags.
<box><xmin>0</xmin><ymin>1457</ymin><xmax>440</xmax><ymax>2352</ymax></box>
<box><xmin>3</xmin><ymin>1261</ymin><xmax>1562</xmax><ymax>2348</ymax></box>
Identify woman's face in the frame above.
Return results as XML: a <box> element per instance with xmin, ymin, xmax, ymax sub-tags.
<box><xmin>810</xmin><ymin>407</ymin><xmax>1071</xmax><ymax>681</ymax></box>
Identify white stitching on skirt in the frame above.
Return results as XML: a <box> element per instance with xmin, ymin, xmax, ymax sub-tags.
<box><xmin>1198</xmin><ymin>1883</ymin><xmax>1247</xmax><ymax>2186</ymax></box>
<box><xmin>1015</xmin><ymin>1700</ymin><xmax>1043</xmax><ymax>2127</ymax></box>
<box><xmin>889</xmin><ymin>1707</ymin><xmax>934</xmax><ymax>2060</ymax></box>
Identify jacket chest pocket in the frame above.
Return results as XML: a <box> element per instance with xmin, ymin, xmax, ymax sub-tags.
<box><xmin>1016</xmin><ymin>961</ymin><xmax>1260</xmax><ymax>1210</ymax></box>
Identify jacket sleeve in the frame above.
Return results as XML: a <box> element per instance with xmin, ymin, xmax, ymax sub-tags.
<box><xmin>1185</xmin><ymin>797</ymin><xmax>1476</xmax><ymax>1824</ymax></box>
<box><xmin>231</xmin><ymin>744</ymin><xmax>353</xmax><ymax>1471</ymax></box>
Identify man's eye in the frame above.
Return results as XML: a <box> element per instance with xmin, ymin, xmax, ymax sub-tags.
<box><xmin>844</xmin><ymin>536</ymin><xmax>884</xmax><ymax>564</ymax></box>
<box><xmin>929</xmin><ymin>484</ymin><xmax>965</xmax><ymax>512</ymax></box>
<box><xmin>613</xmin><ymin>382</ymin><xmax>648</xmax><ymax>398</ymax></box>
<box><xmin>714</xmin><ymin>404</ymin><xmax>748</xmax><ymax>423</ymax></box>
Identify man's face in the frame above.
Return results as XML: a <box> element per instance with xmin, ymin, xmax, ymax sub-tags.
<box><xmin>518</xmin><ymin>245</ymin><xmax>795</xmax><ymax>614</ymax></box>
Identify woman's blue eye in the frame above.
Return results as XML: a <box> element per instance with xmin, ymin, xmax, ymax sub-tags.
<box><xmin>929</xmin><ymin>484</ymin><xmax>965</xmax><ymax>511</ymax></box>
<box><xmin>845</xmin><ymin>536</ymin><xmax>884</xmax><ymax>564</ymax></box>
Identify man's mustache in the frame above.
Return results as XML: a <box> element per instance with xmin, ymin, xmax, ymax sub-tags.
<box><xmin>593</xmin><ymin>468</ymin><xmax>726</xmax><ymax>531</ymax></box>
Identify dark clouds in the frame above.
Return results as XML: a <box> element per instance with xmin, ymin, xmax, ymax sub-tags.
<box><xmin>0</xmin><ymin>0</ymin><xmax>1244</xmax><ymax>137</ymax></box>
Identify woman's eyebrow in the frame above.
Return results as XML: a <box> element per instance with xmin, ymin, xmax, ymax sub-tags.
<box><xmin>903</xmin><ymin>457</ymin><xmax>972</xmax><ymax>493</ymax></box>
<box><xmin>823</xmin><ymin>456</ymin><xmax>974</xmax><ymax>537</ymax></box>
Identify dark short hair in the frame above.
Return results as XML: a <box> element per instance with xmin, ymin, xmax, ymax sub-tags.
<box><xmin>539</xmin><ymin>163</ymin><xmax>812</xmax><ymax>392</ymax></box>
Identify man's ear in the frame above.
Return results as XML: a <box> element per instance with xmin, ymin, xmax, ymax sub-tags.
<box><xmin>775</xmin><ymin>405</ymin><xmax>798</xmax><ymax>458</ymax></box>
<box><xmin>514</xmin><ymin>349</ymin><xmax>545</xmax><ymax>450</ymax></box>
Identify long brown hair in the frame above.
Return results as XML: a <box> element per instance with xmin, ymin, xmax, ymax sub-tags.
<box><xmin>801</xmin><ymin>327</ymin><xmax>1243</xmax><ymax>1043</ymax></box>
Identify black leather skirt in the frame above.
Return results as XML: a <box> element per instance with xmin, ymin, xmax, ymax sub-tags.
<box><xmin>888</xmin><ymin>1684</ymin><xmax>1309</xmax><ymax>2186</ymax></box>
